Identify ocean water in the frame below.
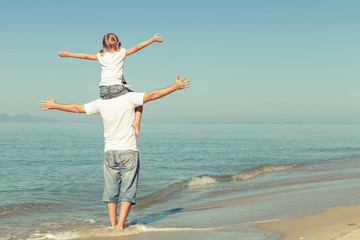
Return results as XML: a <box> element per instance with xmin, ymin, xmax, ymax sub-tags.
<box><xmin>1</xmin><ymin>123</ymin><xmax>360</xmax><ymax>240</ymax></box>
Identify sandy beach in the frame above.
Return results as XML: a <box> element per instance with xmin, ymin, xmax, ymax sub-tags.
<box><xmin>258</xmin><ymin>204</ymin><xmax>360</xmax><ymax>240</ymax></box>
<box><xmin>121</xmin><ymin>201</ymin><xmax>360</xmax><ymax>240</ymax></box>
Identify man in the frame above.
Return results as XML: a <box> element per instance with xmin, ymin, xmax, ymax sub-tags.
<box><xmin>39</xmin><ymin>75</ymin><xmax>190</xmax><ymax>230</ymax></box>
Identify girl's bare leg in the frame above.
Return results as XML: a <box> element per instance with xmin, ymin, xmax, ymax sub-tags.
<box><xmin>132</xmin><ymin>106</ymin><xmax>143</xmax><ymax>137</ymax></box>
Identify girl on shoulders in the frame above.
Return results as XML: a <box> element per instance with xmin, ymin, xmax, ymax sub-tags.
<box><xmin>58</xmin><ymin>33</ymin><xmax>164</xmax><ymax>137</ymax></box>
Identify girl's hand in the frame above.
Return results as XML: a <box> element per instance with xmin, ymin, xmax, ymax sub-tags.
<box><xmin>58</xmin><ymin>48</ymin><xmax>70</xmax><ymax>57</ymax></box>
<box><xmin>173</xmin><ymin>75</ymin><xmax>190</xmax><ymax>90</ymax></box>
<box><xmin>153</xmin><ymin>33</ymin><xmax>164</xmax><ymax>43</ymax></box>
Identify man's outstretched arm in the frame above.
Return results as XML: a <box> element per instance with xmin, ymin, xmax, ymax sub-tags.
<box><xmin>39</xmin><ymin>96</ymin><xmax>86</xmax><ymax>113</ymax></box>
<box><xmin>143</xmin><ymin>76</ymin><xmax>190</xmax><ymax>104</ymax></box>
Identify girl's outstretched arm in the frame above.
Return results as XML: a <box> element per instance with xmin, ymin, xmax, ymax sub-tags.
<box><xmin>126</xmin><ymin>33</ymin><xmax>163</xmax><ymax>56</ymax></box>
<box><xmin>58</xmin><ymin>48</ymin><xmax>98</xmax><ymax>60</ymax></box>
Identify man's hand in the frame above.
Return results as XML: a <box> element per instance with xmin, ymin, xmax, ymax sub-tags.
<box><xmin>39</xmin><ymin>96</ymin><xmax>86</xmax><ymax>113</ymax></box>
<box><xmin>39</xmin><ymin>96</ymin><xmax>56</xmax><ymax>111</ymax></box>
<box><xmin>173</xmin><ymin>75</ymin><xmax>190</xmax><ymax>90</ymax></box>
<box><xmin>58</xmin><ymin>48</ymin><xmax>70</xmax><ymax>57</ymax></box>
<box><xmin>143</xmin><ymin>75</ymin><xmax>190</xmax><ymax>104</ymax></box>
<box><xmin>153</xmin><ymin>33</ymin><xmax>164</xmax><ymax>43</ymax></box>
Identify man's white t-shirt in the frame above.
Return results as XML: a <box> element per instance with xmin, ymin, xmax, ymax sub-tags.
<box><xmin>97</xmin><ymin>48</ymin><xmax>127</xmax><ymax>86</ymax></box>
<box><xmin>84</xmin><ymin>92</ymin><xmax>145</xmax><ymax>152</ymax></box>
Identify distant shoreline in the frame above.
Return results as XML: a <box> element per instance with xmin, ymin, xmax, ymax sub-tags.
<box><xmin>0</xmin><ymin>114</ymin><xmax>60</xmax><ymax>123</ymax></box>
<box><xmin>0</xmin><ymin>114</ymin><xmax>359</xmax><ymax>124</ymax></box>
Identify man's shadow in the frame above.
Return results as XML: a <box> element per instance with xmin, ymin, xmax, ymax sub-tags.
<box><xmin>131</xmin><ymin>206</ymin><xmax>222</xmax><ymax>225</ymax></box>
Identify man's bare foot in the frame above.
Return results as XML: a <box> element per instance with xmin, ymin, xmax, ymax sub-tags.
<box><xmin>116</xmin><ymin>223</ymin><xmax>127</xmax><ymax>230</ymax></box>
<box><xmin>132</xmin><ymin>122</ymin><xmax>140</xmax><ymax>137</ymax></box>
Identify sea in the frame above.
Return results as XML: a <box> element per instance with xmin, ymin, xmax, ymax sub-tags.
<box><xmin>1</xmin><ymin>122</ymin><xmax>360</xmax><ymax>240</ymax></box>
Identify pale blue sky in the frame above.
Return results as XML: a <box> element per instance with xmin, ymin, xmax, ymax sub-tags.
<box><xmin>1</xmin><ymin>0</ymin><xmax>359</xmax><ymax>123</ymax></box>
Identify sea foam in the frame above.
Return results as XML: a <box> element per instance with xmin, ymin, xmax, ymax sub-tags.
<box><xmin>28</xmin><ymin>224</ymin><xmax>216</xmax><ymax>240</ymax></box>
<box><xmin>232</xmin><ymin>164</ymin><xmax>298</xmax><ymax>181</ymax></box>
<box><xmin>185</xmin><ymin>175</ymin><xmax>217</xmax><ymax>188</ymax></box>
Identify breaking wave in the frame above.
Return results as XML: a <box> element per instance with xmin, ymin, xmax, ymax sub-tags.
<box><xmin>185</xmin><ymin>175</ymin><xmax>217</xmax><ymax>188</ymax></box>
<box><xmin>231</xmin><ymin>164</ymin><xmax>298</xmax><ymax>181</ymax></box>
<box><xmin>136</xmin><ymin>163</ymin><xmax>298</xmax><ymax>208</ymax></box>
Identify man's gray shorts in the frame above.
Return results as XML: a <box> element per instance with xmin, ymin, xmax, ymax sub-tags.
<box><xmin>102</xmin><ymin>150</ymin><xmax>139</xmax><ymax>204</ymax></box>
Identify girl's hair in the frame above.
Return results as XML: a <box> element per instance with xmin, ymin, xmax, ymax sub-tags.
<box><xmin>99</xmin><ymin>33</ymin><xmax>121</xmax><ymax>55</ymax></box>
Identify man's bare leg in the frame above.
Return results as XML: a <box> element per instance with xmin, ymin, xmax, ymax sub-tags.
<box><xmin>106</xmin><ymin>202</ymin><xmax>117</xmax><ymax>227</ymax></box>
<box><xmin>132</xmin><ymin>106</ymin><xmax>143</xmax><ymax>137</ymax></box>
<box><xmin>117</xmin><ymin>201</ymin><xmax>132</xmax><ymax>230</ymax></box>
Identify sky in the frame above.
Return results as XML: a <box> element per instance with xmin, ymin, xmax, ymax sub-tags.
<box><xmin>0</xmin><ymin>0</ymin><xmax>359</xmax><ymax>123</ymax></box>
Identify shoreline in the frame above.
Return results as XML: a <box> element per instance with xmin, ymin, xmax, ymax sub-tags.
<box><xmin>13</xmin><ymin>178</ymin><xmax>360</xmax><ymax>240</ymax></box>
<box><xmin>257</xmin><ymin>204</ymin><xmax>360</xmax><ymax>240</ymax></box>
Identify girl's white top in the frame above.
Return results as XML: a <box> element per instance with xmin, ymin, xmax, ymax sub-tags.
<box><xmin>97</xmin><ymin>48</ymin><xmax>127</xmax><ymax>86</ymax></box>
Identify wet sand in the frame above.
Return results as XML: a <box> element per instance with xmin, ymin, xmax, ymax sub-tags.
<box><xmin>120</xmin><ymin>203</ymin><xmax>360</xmax><ymax>240</ymax></box>
<box><xmin>258</xmin><ymin>204</ymin><xmax>360</xmax><ymax>240</ymax></box>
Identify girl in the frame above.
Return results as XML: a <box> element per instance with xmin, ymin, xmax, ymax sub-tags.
<box><xmin>58</xmin><ymin>33</ymin><xmax>164</xmax><ymax>137</ymax></box>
